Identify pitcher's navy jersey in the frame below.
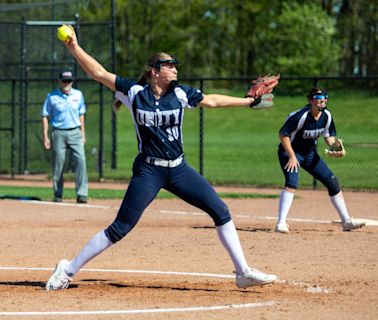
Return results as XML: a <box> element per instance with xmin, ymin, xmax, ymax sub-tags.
<box><xmin>115</xmin><ymin>76</ymin><xmax>203</xmax><ymax>160</ymax></box>
<box><xmin>279</xmin><ymin>106</ymin><xmax>336</xmax><ymax>155</ymax></box>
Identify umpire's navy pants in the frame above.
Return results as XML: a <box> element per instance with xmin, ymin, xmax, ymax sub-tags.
<box><xmin>105</xmin><ymin>155</ymin><xmax>231</xmax><ymax>243</ymax></box>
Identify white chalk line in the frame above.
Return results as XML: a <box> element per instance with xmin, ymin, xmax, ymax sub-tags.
<box><xmin>0</xmin><ymin>266</ymin><xmax>234</xmax><ymax>279</ymax></box>
<box><xmin>12</xmin><ymin>200</ymin><xmax>377</xmax><ymax>226</ymax></box>
<box><xmin>2</xmin><ymin>201</ymin><xmax>333</xmax><ymax>223</ymax></box>
<box><xmin>158</xmin><ymin>209</ymin><xmax>378</xmax><ymax>226</ymax></box>
<box><xmin>23</xmin><ymin>200</ymin><xmax>110</xmax><ymax>209</ymax></box>
<box><xmin>0</xmin><ymin>301</ymin><xmax>277</xmax><ymax>317</ymax></box>
<box><xmin>0</xmin><ymin>267</ymin><xmax>278</xmax><ymax>317</ymax></box>
<box><xmin>0</xmin><ymin>265</ymin><xmax>330</xmax><ymax>316</ymax></box>
<box><xmin>0</xmin><ymin>265</ymin><xmax>329</xmax><ymax>294</ymax></box>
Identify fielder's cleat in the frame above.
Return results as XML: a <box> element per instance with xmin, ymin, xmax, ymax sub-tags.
<box><xmin>342</xmin><ymin>219</ymin><xmax>366</xmax><ymax>231</ymax></box>
<box><xmin>46</xmin><ymin>259</ymin><xmax>72</xmax><ymax>290</ymax></box>
<box><xmin>53</xmin><ymin>197</ymin><xmax>62</xmax><ymax>203</ymax></box>
<box><xmin>275</xmin><ymin>222</ymin><xmax>289</xmax><ymax>234</ymax></box>
<box><xmin>235</xmin><ymin>267</ymin><xmax>277</xmax><ymax>288</ymax></box>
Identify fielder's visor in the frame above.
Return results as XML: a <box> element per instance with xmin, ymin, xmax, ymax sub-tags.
<box><xmin>309</xmin><ymin>89</ymin><xmax>328</xmax><ymax>99</ymax></box>
<box><xmin>311</xmin><ymin>94</ymin><xmax>328</xmax><ymax>100</ymax></box>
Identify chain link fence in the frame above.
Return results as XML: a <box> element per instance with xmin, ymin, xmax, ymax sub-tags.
<box><xmin>193</xmin><ymin>77</ymin><xmax>378</xmax><ymax>191</ymax></box>
<box><xmin>0</xmin><ymin>18</ymin><xmax>116</xmax><ymax>179</ymax></box>
<box><xmin>1</xmin><ymin>75</ymin><xmax>377</xmax><ymax>190</ymax></box>
<box><xmin>0</xmin><ymin>19</ymin><xmax>377</xmax><ymax>190</ymax></box>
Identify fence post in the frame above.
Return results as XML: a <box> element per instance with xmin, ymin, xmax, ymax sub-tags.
<box><xmin>199</xmin><ymin>79</ymin><xmax>204</xmax><ymax>176</ymax></box>
<box><xmin>24</xmin><ymin>67</ymin><xmax>29</xmax><ymax>173</ymax></box>
<box><xmin>99</xmin><ymin>84</ymin><xmax>104</xmax><ymax>181</ymax></box>
<box><xmin>312</xmin><ymin>78</ymin><xmax>319</xmax><ymax>190</ymax></box>
<box><xmin>19</xmin><ymin>17</ymin><xmax>27</xmax><ymax>173</ymax></box>
<box><xmin>111</xmin><ymin>0</ymin><xmax>117</xmax><ymax>169</ymax></box>
<box><xmin>11</xmin><ymin>80</ymin><xmax>16</xmax><ymax>178</ymax></box>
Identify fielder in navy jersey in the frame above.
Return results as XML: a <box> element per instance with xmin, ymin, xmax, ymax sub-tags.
<box><xmin>275</xmin><ymin>87</ymin><xmax>366</xmax><ymax>234</ymax></box>
<box><xmin>46</xmin><ymin>27</ymin><xmax>277</xmax><ymax>290</ymax></box>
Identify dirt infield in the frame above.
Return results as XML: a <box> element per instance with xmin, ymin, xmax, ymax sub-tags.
<box><xmin>0</xmin><ymin>182</ymin><xmax>377</xmax><ymax>319</ymax></box>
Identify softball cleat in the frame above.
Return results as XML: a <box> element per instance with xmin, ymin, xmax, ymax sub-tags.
<box><xmin>275</xmin><ymin>222</ymin><xmax>289</xmax><ymax>234</ymax></box>
<box><xmin>235</xmin><ymin>267</ymin><xmax>277</xmax><ymax>288</ymax></box>
<box><xmin>46</xmin><ymin>259</ymin><xmax>72</xmax><ymax>290</ymax></box>
<box><xmin>342</xmin><ymin>219</ymin><xmax>366</xmax><ymax>231</ymax></box>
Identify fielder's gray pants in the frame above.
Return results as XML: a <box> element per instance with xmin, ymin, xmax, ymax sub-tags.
<box><xmin>51</xmin><ymin>127</ymin><xmax>88</xmax><ymax>199</ymax></box>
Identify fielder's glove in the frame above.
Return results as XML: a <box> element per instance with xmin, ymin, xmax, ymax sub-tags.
<box><xmin>245</xmin><ymin>74</ymin><xmax>279</xmax><ymax>109</ymax></box>
<box><xmin>246</xmin><ymin>74</ymin><xmax>280</xmax><ymax>98</ymax></box>
<box><xmin>325</xmin><ymin>138</ymin><xmax>346</xmax><ymax>158</ymax></box>
<box><xmin>250</xmin><ymin>93</ymin><xmax>274</xmax><ymax>109</ymax></box>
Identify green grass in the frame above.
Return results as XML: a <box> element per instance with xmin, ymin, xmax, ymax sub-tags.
<box><xmin>1</xmin><ymin>85</ymin><xmax>377</xmax><ymax>190</ymax></box>
<box><xmin>111</xmin><ymin>88</ymin><xmax>378</xmax><ymax>190</ymax></box>
<box><xmin>0</xmin><ymin>185</ymin><xmax>278</xmax><ymax>201</ymax></box>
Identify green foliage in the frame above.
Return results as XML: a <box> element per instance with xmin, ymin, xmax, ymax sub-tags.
<box><xmin>1</xmin><ymin>1</ymin><xmax>377</xmax><ymax>77</ymax></box>
<box><xmin>258</xmin><ymin>2</ymin><xmax>340</xmax><ymax>76</ymax></box>
<box><xmin>335</xmin><ymin>0</ymin><xmax>378</xmax><ymax>75</ymax></box>
<box><xmin>78</xmin><ymin>0</ymin><xmax>342</xmax><ymax>78</ymax></box>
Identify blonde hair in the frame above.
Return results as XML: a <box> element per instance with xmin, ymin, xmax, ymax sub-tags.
<box><xmin>137</xmin><ymin>52</ymin><xmax>176</xmax><ymax>85</ymax></box>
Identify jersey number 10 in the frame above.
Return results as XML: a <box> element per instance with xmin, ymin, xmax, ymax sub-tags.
<box><xmin>166</xmin><ymin>126</ymin><xmax>179</xmax><ymax>141</ymax></box>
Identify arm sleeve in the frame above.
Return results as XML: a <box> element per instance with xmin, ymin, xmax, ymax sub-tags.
<box><xmin>115</xmin><ymin>75</ymin><xmax>137</xmax><ymax>94</ymax></box>
<box><xmin>324</xmin><ymin>118</ymin><xmax>337</xmax><ymax>137</ymax></box>
<box><xmin>322</xmin><ymin>110</ymin><xmax>337</xmax><ymax>137</ymax></box>
<box><xmin>279</xmin><ymin>111</ymin><xmax>303</xmax><ymax>136</ymax></box>
<box><xmin>41</xmin><ymin>94</ymin><xmax>51</xmax><ymax>117</ymax></box>
<box><xmin>179</xmin><ymin>84</ymin><xmax>204</xmax><ymax>108</ymax></box>
<box><xmin>79</xmin><ymin>91</ymin><xmax>86</xmax><ymax>115</ymax></box>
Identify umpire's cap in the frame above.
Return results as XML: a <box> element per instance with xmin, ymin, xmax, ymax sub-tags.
<box><xmin>59</xmin><ymin>70</ymin><xmax>74</xmax><ymax>81</ymax></box>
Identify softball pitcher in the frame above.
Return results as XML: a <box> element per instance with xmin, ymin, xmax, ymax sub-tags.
<box><xmin>275</xmin><ymin>87</ymin><xmax>366</xmax><ymax>233</ymax></box>
<box><xmin>46</xmin><ymin>26</ymin><xmax>277</xmax><ymax>290</ymax></box>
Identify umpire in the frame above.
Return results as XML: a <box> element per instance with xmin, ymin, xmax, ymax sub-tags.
<box><xmin>41</xmin><ymin>70</ymin><xmax>88</xmax><ymax>203</ymax></box>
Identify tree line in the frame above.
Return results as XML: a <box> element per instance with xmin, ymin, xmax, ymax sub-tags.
<box><xmin>1</xmin><ymin>0</ymin><xmax>377</xmax><ymax>78</ymax></box>
<box><xmin>78</xmin><ymin>0</ymin><xmax>376</xmax><ymax>78</ymax></box>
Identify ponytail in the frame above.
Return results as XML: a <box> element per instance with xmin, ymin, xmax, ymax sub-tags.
<box><xmin>137</xmin><ymin>67</ymin><xmax>151</xmax><ymax>86</ymax></box>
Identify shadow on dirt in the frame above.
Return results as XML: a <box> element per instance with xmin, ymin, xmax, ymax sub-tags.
<box><xmin>193</xmin><ymin>226</ymin><xmax>272</xmax><ymax>233</ymax></box>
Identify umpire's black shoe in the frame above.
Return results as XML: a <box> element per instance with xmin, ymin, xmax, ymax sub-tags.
<box><xmin>53</xmin><ymin>197</ymin><xmax>62</xmax><ymax>203</ymax></box>
<box><xmin>77</xmin><ymin>196</ymin><xmax>88</xmax><ymax>204</ymax></box>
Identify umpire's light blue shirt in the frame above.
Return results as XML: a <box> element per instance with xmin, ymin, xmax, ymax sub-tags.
<box><xmin>41</xmin><ymin>88</ymin><xmax>86</xmax><ymax>129</ymax></box>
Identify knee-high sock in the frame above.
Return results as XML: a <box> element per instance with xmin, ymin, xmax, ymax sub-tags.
<box><xmin>216</xmin><ymin>220</ymin><xmax>249</xmax><ymax>274</ymax></box>
<box><xmin>277</xmin><ymin>189</ymin><xmax>294</xmax><ymax>224</ymax></box>
<box><xmin>329</xmin><ymin>191</ymin><xmax>350</xmax><ymax>223</ymax></box>
<box><xmin>66</xmin><ymin>230</ymin><xmax>113</xmax><ymax>276</ymax></box>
